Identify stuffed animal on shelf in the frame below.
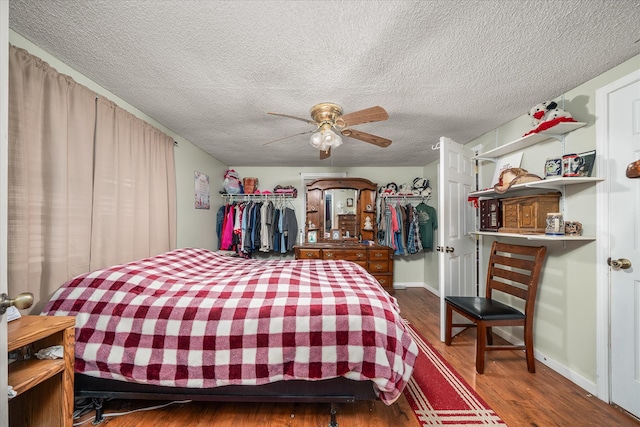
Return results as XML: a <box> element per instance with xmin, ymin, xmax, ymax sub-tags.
<box><xmin>523</xmin><ymin>101</ymin><xmax>576</xmax><ymax>137</ymax></box>
<box><xmin>545</xmin><ymin>107</ymin><xmax>573</xmax><ymax>122</ymax></box>
<box><xmin>380</xmin><ymin>182</ymin><xmax>398</xmax><ymax>196</ymax></box>
<box><xmin>411</xmin><ymin>177</ymin><xmax>431</xmax><ymax>197</ymax></box>
<box><xmin>528</xmin><ymin>101</ymin><xmax>557</xmax><ymax>127</ymax></box>
<box><xmin>398</xmin><ymin>183</ymin><xmax>413</xmax><ymax>195</ymax></box>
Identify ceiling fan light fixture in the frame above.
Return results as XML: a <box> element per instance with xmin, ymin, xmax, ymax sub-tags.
<box><xmin>310</xmin><ymin>125</ymin><xmax>342</xmax><ymax>151</ymax></box>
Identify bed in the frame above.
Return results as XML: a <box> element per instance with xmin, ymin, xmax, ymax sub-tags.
<box><xmin>42</xmin><ymin>248</ymin><xmax>418</xmax><ymax>422</ymax></box>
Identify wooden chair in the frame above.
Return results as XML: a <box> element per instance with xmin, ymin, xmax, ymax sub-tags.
<box><xmin>444</xmin><ymin>241</ymin><xmax>547</xmax><ymax>374</ymax></box>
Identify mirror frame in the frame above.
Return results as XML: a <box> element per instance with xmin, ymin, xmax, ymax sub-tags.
<box><xmin>305</xmin><ymin>178</ymin><xmax>378</xmax><ymax>243</ymax></box>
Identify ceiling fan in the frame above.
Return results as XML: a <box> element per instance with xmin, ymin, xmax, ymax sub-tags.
<box><xmin>265</xmin><ymin>102</ymin><xmax>391</xmax><ymax>159</ymax></box>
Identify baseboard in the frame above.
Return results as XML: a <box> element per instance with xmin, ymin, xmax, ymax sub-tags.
<box><xmin>394</xmin><ymin>282</ymin><xmax>422</xmax><ymax>289</ymax></box>
<box><xmin>493</xmin><ymin>329</ymin><xmax>597</xmax><ymax>396</ymax></box>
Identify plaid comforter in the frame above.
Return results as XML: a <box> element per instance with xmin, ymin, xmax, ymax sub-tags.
<box><xmin>43</xmin><ymin>248</ymin><xmax>417</xmax><ymax>404</ymax></box>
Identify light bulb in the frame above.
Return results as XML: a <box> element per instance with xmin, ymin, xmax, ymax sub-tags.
<box><xmin>310</xmin><ymin>132</ymin><xmax>322</xmax><ymax>148</ymax></box>
<box><xmin>322</xmin><ymin>129</ymin><xmax>338</xmax><ymax>145</ymax></box>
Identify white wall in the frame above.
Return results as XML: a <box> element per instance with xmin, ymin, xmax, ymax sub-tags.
<box><xmin>9</xmin><ymin>31</ymin><xmax>226</xmax><ymax>252</ymax></box>
<box><xmin>465</xmin><ymin>52</ymin><xmax>640</xmax><ymax>390</ymax></box>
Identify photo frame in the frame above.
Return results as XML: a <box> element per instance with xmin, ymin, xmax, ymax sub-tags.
<box><xmin>346</xmin><ymin>198</ymin><xmax>354</xmax><ymax>207</ymax></box>
<box><xmin>331</xmin><ymin>229</ymin><xmax>341</xmax><ymax>241</ymax></box>
<box><xmin>307</xmin><ymin>230</ymin><xmax>317</xmax><ymax>243</ymax></box>
<box><xmin>576</xmin><ymin>150</ymin><xmax>596</xmax><ymax>177</ymax></box>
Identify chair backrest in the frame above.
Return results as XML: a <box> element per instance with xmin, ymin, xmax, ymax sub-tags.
<box><xmin>485</xmin><ymin>242</ymin><xmax>547</xmax><ymax>315</ymax></box>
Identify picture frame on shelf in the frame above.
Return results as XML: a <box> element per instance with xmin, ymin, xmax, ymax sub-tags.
<box><xmin>576</xmin><ymin>150</ymin><xmax>596</xmax><ymax>177</ymax></box>
<box><xmin>307</xmin><ymin>230</ymin><xmax>317</xmax><ymax>243</ymax></box>
<box><xmin>331</xmin><ymin>229</ymin><xmax>341</xmax><ymax>241</ymax></box>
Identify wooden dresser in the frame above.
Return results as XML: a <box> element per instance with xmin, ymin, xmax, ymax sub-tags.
<box><xmin>294</xmin><ymin>243</ymin><xmax>394</xmax><ymax>294</ymax></box>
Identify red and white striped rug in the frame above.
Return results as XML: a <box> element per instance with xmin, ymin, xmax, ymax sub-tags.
<box><xmin>403</xmin><ymin>323</ymin><xmax>507</xmax><ymax>426</ymax></box>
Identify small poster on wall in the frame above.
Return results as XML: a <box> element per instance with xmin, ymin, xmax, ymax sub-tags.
<box><xmin>195</xmin><ymin>171</ymin><xmax>210</xmax><ymax>209</ymax></box>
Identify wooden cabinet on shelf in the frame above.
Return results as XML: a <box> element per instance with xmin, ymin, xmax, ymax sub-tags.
<box><xmin>294</xmin><ymin>243</ymin><xmax>394</xmax><ymax>294</ymax></box>
<box><xmin>8</xmin><ymin>315</ymin><xmax>75</xmax><ymax>427</ymax></box>
<box><xmin>470</xmin><ymin>121</ymin><xmax>604</xmax><ymax>241</ymax></box>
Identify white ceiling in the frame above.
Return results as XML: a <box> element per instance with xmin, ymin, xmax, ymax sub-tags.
<box><xmin>8</xmin><ymin>0</ymin><xmax>640</xmax><ymax>167</ymax></box>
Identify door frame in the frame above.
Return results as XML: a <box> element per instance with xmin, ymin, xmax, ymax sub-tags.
<box><xmin>1</xmin><ymin>1</ymin><xmax>10</xmax><ymax>422</ymax></box>
<box><xmin>595</xmin><ymin>67</ymin><xmax>640</xmax><ymax>402</ymax></box>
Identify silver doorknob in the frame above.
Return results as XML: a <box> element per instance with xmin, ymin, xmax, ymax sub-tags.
<box><xmin>446</xmin><ymin>246</ymin><xmax>455</xmax><ymax>253</ymax></box>
<box><xmin>0</xmin><ymin>292</ymin><xmax>34</xmax><ymax>315</ymax></box>
<box><xmin>607</xmin><ymin>258</ymin><xmax>632</xmax><ymax>269</ymax></box>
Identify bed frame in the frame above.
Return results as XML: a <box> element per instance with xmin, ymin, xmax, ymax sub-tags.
<box><xmin>76</xmin><ymin>374</ymin><xmax>378</xmax><ymax>425</ymax></box>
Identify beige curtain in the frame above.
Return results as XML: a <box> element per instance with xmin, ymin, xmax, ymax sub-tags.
<box><xmin>8</xmin><ymin>46</ymin><xmax>176</xmax><ymax>311</ymax></box>
<box><xmin>91</xmin><ymin>97</ymin><xmax>176</xmax><ymax>269</ymax></box>
<box><xmin>8</xmin><ymin>46</ymin><xmax>95</xmax><ymax>311</ymax></box>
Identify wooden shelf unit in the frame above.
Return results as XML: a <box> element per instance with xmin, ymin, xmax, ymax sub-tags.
<box><xmin>8</xmin><ymin>315</ymin><xmax>75</xmax><ymax>427</ymax></box>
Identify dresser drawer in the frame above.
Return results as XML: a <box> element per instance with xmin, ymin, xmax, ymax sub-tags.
<box><xmin>296</xmin><ymin>248</ymin><xmax>321</xmax><ymax>259</ymax></box>
<box><xmin>368</xmin><ymin>249</ymin><xmax>390</xmax><ymax>261</ymax></box>
<box><xmin>368</xmin><ymin>260</ymin><xmax>390</xmax><ymax>274</ymax></box>
<box><xmin>323</xmin><ymin>249</ymin><xmax>367</xmax><ymax>262</ymax></box>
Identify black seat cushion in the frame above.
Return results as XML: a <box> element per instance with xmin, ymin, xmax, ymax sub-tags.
<box><xmin>445</xmin><ymin>296</ymin><xmax>525</xmax><ymax>321</ymax></box>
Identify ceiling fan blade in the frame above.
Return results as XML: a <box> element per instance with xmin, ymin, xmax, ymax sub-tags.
<box><xmin>320</xmin><ymin>147</ymin><xmax>331</xmax><ymax>159</ymax></box>
<box><xmin>264</xmin><ymin>129</ymin><xmax>314</xmax><ymax>145</ymax></box>
<box><xmin>342</xmin><ymin>128</ymin><xmax>392</xmax><ymax>147</ymax></box>
<box><xmin>338</xmin><ymin>106</ymin><xmax>389</xmax><ymax>127</ymax></box>
<box><xmin>267</xmin><ymin>112</ymin><xmax>317</xmax><ymax>125</ymax></box>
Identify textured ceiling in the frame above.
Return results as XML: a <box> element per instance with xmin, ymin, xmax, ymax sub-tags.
<box><xmin>8</xmin><ymin>0</ymin><xmax>640</xmax><ymax>167</ymax></box>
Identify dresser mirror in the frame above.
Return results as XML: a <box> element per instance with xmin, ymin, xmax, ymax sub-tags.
<box><xmin>324</xmin><ymin>189</ymin><xmax>358</xmax><ymax>235</ymax></box>
<box><xmin>305</xmin><ymin>178</ymin><xmax>378</xmax><ymax>243</ymax></box>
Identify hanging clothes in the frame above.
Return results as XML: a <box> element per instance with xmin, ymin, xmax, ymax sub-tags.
<box><xmin>416</xmin><ymin>201</ymin><xmax>438</xmax><ymax>252</ymax></box>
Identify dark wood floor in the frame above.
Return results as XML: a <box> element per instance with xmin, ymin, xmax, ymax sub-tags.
<box><xmin>79</xmin><ymin>288</ymin><xmax>640</xmax><ymax>427</ymax></box>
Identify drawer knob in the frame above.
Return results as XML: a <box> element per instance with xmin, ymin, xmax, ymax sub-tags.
<box><xmin>305</xmin><ymin>252</ymin><xmax>313</xmax><ymax>257</ymax></box>
<box><xmin>326</xmin><ymin>253</ymin><xmax>333</xmax><ymax>258</ymax></box>
<box><xmin>357</xmin><ymin>253</ymin><xmax>364</xmax><ymax>258</ymax></box>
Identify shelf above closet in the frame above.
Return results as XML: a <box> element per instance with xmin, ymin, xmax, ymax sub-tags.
<box><xmin>469</xmin><ymin>176</ymin><xmax>604</xmax><ymax>198</ymax></box>
<box><xmin>221</xmin><ymin>193</ymin><xmax>296</xmax><ymax>201</ymax></box>
<box><xmin>473</xmin><ymin>122</ymin><xmax>587</xmax><ymax>160</ymax></box>
<box><xmin>471</xmin><ymin>231</ymin><xmax>595</xmax><ymax>241</ymax></box>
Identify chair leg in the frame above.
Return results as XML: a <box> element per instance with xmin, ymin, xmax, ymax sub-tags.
<box><xmin>476</xmin><ymin>322</ymin><xmax>486</xmax><ymax>374</ymax></box>
<box><xmin>486</xmin><ymin>326</ymin><xmax>493</xmax><ymax>345</ymax></box>
<box><xmin>445</xmin><ymin>303</ymin><xmax>453</xmax><ymax>346</ymax></box>
<box><xmin>524</xmin><ymin>325</ymin><xmax>536</xmax><ymax>373</ymax></box>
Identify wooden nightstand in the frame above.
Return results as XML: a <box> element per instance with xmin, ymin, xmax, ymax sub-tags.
<box><xmin>8</xmin><ymin>315</ymin><xmax>75</xmax><ymax>427</ymax></box>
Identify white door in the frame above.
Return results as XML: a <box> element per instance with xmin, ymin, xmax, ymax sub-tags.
<box><xmin>1</xmin><ymin>2</ymin><xmax>11</xmax><ymax>423</ymax></box>
<box><xmin>438</xmin><ymin>136</ymin><xmax>476</xmax><ymax>342</ymax></box>
<box><xmin>607</xmin><ymin>75</ymin><xmax>640</xmax><ymax>418</ymax></box>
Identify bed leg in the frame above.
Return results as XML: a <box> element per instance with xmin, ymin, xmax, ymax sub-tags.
<box><xmin>91</xmin><ymin>398</ymin><xmax>105</xmax><ymax>425</ymax></box>
<box><xmin>329</xmin><ymin>403</ymin><xmax>338</xmax><ymax>427</ymax></box>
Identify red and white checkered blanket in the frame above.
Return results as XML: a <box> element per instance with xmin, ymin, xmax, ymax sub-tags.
<box><xmin>43</xmin><ymin>248</ymin><xmax>417</xmax><ymax>404</ymax></box>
